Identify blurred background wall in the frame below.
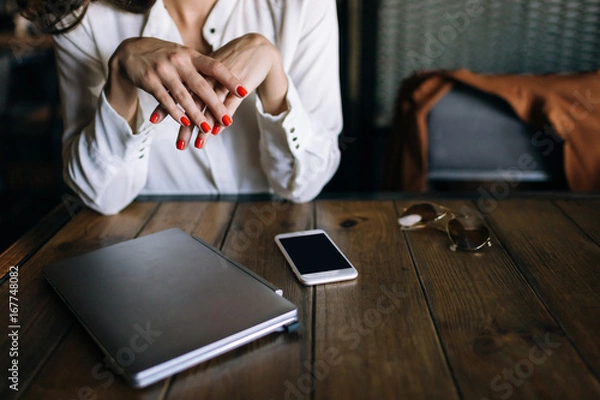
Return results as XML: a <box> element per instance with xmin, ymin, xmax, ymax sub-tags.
<box><xmin>1</xmin><ymin>0</ymin><xmax>65</xmax><ymax>253</ymax></box>
<box><xmin>331</xmin><ymin>0</ymin><xmax>600</xmax><ymax>192</ymax></box>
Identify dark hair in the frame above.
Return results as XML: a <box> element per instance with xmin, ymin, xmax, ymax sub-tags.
<box><xmin>17</xmin><ymin>0</ymin><xmax>157</xmax><ymax>34</ymax></box>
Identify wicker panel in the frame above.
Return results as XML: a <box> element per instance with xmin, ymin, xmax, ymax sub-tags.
<box><xmin>375</xmin><ymin>0</ymin><xmax>600</xmax><ymax>126</ymax></box>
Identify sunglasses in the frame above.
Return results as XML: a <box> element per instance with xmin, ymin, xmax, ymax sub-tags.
<box><xmin>398</xmin><ymin>203</ymin><xmax>492</xmax><ymax>251</ymax></box>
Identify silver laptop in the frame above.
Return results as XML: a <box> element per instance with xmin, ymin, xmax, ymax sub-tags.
<box><xmin>43</xmin><ymin>228</ymin><xmax>299</xmax><ymax>388</ymax></box>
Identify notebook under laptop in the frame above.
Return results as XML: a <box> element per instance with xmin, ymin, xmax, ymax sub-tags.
<box><xmin>43</xmin><ymin>228</ymin><xmax>299</xmax><ymax>388</ymax></box>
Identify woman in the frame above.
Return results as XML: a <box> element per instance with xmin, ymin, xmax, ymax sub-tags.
<box><xmin>18</xmin><ymin>0</ymin><xmax>343</xmax><ymax>214</ymax></box>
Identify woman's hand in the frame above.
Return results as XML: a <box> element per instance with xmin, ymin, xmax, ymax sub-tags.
<box><xmin>211</xmin><ymin>33</ymin><xmax>289</xmax><ymax>116</ymax></box>
<box><xmin>150</xmin><ymin>33</ymin><xmax>289</xmax><ymax>150</ymax></box>
<box><xmin>105</xmin><ymin>37</ymin><xmax>247</xmax><ymax>136</ymax></box>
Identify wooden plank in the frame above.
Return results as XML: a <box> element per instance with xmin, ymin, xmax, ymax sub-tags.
<box><xmin>400</xmin><ymin>199</ymin><xmax>600</xmax><ymax>400</ymax></box>
<box><xmin>487</xmin><ymin>199</ymin><xmax>600</xmax><ymax>379</ymax></box>
<box><xmin>0</xmin><ymin>202</ymin><xmax>158</xmax><ymax>399</ymax></box>
<box><xmin>18</xmin><ymin>202</ymin><xmax>236</xmax><ymax>400</ymax></box>
<box><xmin>554</xmin><ymin>199</ymin><xmax>600</xmax><ymax>245</ymax></box>
<box><xmin>20</xmin><ymin>323</ymin><xmax>169</xmax><ymax>400</ymax></box>
<box><xmin>314</xmin><ymin>200</ymin><xmax>458</xmax><ymax>399</ymax></box>
<box><xmin>167</xmin><ymin>200</ymin><xmax>315</xmax><ymax>399</ymax></box>
<box><xmin>0</xmin><ymin>201</ymin><xmax>78</xmax><ymax>279</ymax></box>
<box><xmin>138</xmin><ymin>201</ymin><xmax>236</xmax><ymax>243</ymax></box>
<box><xmin>6</xmin><ymin>197</ymin><xmax>598</xmax><ymax>399</ymax></box>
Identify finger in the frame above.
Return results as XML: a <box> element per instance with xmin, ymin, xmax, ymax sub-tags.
<box><xmin>223</xmin><ymin>92</ymin><xmax>245</xmax><ymax>118</ymax></box>
<box><xmin>203</xmin><ymin>83</ymin><xmax>232</xmax><ymax>135</ymax></box>
<box><xmin>151</xmin><ymin>80</ymin><xmax>204</xmax><ymax>126</ymax></box>
<box><xmin>193</xmin><ymin>107</ymin><xmax>213</xmax><ymax>149</ymax></box>
<box><xmin>192</xmin><ymin>54</ymin><xmax>249</xmax><ymax>99</ymax></box>
<box><xmin>162</xmin><ymin>77</ymin><xmax>210</xmax><ymax>129</ymax></box>
<box><xmin>151</xmin><ymin>90</ymin><xmax>213</xmax><ymax>129</ymax></box>
<box><xmin>149</xmin><ymin>104</ymin><xmax>168</xmax><ymax>124</ymax></box>
<box><xmin>188</xmin><ymin>87</ymin><xmax>222</xmax><ymax>135</ymax></box>
<box><xmin>189</xmin><ymin>93</ymin><xmax>213</xmax><ymax>134</ymax></box>
<box><xmin>193</xmin><ymin>130</ymin><xmax>211</xmax><ymax>150</ymax></box>
<box><xmin>182</xmin><ymin>69</ymin><xmax>233</xmax><ymax>130</ymax></box>
<box><xmin>176</xmin><ymin>124</ymin><xmax>194</xmax><ymax>150</ymax></box>
<box><xmin>147</xmin><ymin>79</ymin><xmax>194</xmax><ymax>128</ymax></box>
<box><xmin>203</xmin><ymin>108</ymin><xmax>222</xmax><ymax>136</ymax></box>
<box><xmin>210</xmin><ymin>124</ymin><xmax>222</xmax><ymax>136</ymax></box>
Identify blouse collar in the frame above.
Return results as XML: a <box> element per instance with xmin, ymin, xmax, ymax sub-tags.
<box><xmin>141</xmin><ymin>0</ymin><xmax>239</xmax><ymax>48</ymax></box>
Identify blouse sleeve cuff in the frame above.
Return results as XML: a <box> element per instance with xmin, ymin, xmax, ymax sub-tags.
<box><xmin>93</xmin><ymin>90</ymin><xmax>155</xmax><ymax>164</ymax></box>
<box><xmin>255</xmin><ymin>82</ymin><xmax>315</xmax><ymax>157</ymax></box>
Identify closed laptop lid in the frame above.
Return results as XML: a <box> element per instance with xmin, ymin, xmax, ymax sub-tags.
<box><xmin>43</xmin><ymin>228</ymin><xmax>298</xmax><ymax>386</ymax></box>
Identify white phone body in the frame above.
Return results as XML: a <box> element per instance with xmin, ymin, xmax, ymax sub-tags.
<box><xmin>274</xmin><ymin>229</ymin><xmax>358</xmax><ymax>286</ymax></box>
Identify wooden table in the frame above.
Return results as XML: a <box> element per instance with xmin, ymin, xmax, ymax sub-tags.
<box><xmin>1</xmin><ymin>194</ymin><xmax>599</xmax><ymax>399</ymax></box>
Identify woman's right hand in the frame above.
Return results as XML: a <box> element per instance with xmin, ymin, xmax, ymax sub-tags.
<box><xmin>105</xmin><ymin>37</ymin><xmax>247</xmax><ymax>134</ymax></box>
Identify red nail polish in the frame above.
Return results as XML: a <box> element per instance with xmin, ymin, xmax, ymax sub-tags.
<box><xmin>236</xmin><ymin>85</ymin><xmax>248</xmax><ymax>97</ymax></box>
<box><xmin>211</xmin><ymin>125</ymin><xmax>220</xmax><ymax>135</ymax></box>
<box><xmin>194</xmin><ymin>136</ymin><xmax>204</xmax><ymax>149</ymax></box>
<box><xmin>150</xmin><ymin>112</ymin><xmax>159</xmax><ymax>124</ymax></box>
<box><xmin>200</xmin><ymin>122</ymin><xmax>211</xmax><ymax>133</ymax></box>
<box><xmin>222</xmin><ymin>115</ymin><xmax>232</xmax><ymax>127</ymax></box>
<box><xmin>176</xmin><ymin>140</ymin><xmax>185</xmax><ymax>150</ymax></box>
<box><xmin>180</xmin><ymin>116</ymin><xmax>191</xmax><ymax>127</ymax></box>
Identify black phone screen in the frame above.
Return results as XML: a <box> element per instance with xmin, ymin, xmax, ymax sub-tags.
<box><xmin>278</xmin><ymin>233</ymin><xmax>352</xmax><ymax>274</ymax></box>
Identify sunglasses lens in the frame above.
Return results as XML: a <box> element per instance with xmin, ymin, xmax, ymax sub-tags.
<box><xmin>447</xmin><ymin>217</ymin><xmax>490</xmax><ymax>250</ymax></box>
<box><xmin>399</xmin><ymin>203</ymin><xmax>440</xmax><ymax>227</ymax></box>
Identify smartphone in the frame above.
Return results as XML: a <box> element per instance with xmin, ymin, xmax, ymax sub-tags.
<box><xmin>274</xmin><ymin>229</ymin><xmax>358</xmax><ymax>286</ymax></box>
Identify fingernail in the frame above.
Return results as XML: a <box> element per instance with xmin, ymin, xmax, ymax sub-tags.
<box><xmin>211</xmin><ymin>125</ymin><xmax>220</xmax><ymax>135</ymax></box>
<box><xmin>236</xmin><ymin>85</ymin><xmax>248</xmax><ymax>97</ymax></box>
<box><xmin>222</xmin><ymin>115</ymin><xmax>232</xmax><ymax>126</ymax></box>
<box><xmin>176</xmin><ymin>139</ymin><xmax>186</xmax><ymax>150</ymax></box>
<box><xmin>150</xmin><ymin>112</ymin><xmax>159</xmax><ymax>124</ymax></box>
<box><xmin>194</xmin><ymin>136</ymin><xmax>204</xmax><ymax>149</ymax></box>
<box><xmin>200</xmin><ymin>122</ymin><xmax>211</xmax><ymax>133</ymax></box>
<box><xmin>180</xmin><ymin>116</ymin><xmax>191</xmax><ymax>127</ymax></box>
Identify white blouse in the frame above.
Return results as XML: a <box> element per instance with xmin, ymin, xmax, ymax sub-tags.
<box><xmin>53</xmin><ymin>0</ymin><xmax>342</xmax><ymax>214</ymax></box>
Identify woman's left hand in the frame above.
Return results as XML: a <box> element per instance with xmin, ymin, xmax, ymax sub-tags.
<box><xmin>151</xmin><ymin>33</ymin><xmax>289</xmax><ymax>150</ymax></box>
